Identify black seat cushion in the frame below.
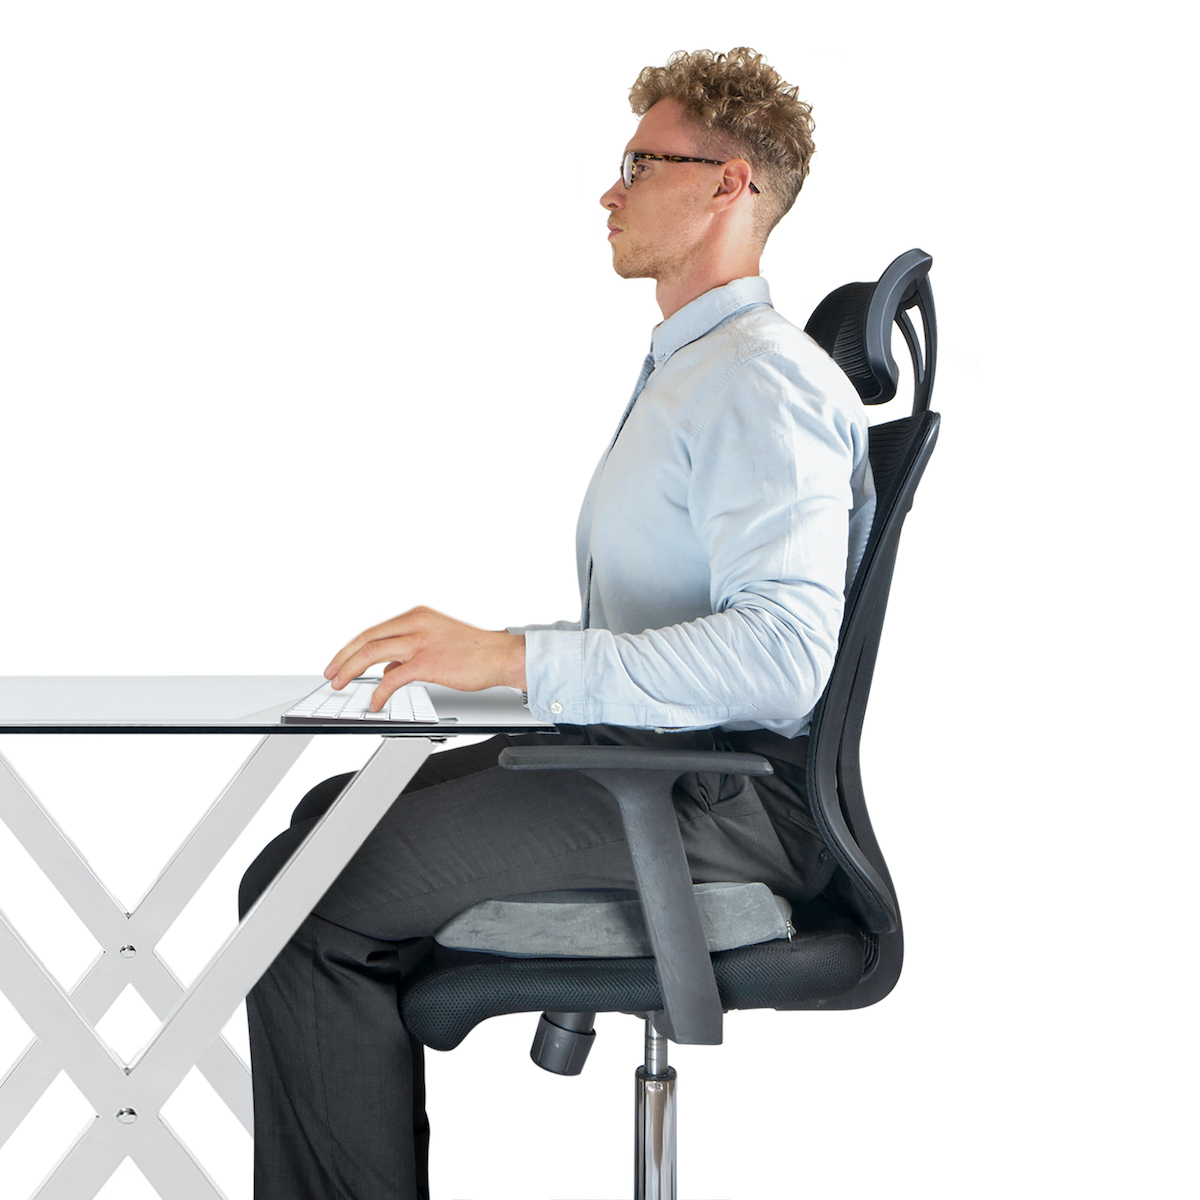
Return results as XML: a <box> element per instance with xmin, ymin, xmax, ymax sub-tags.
<box><xmin>401</xmin><ymin>901</ymin><xmax>866</xmax><ymax>1052</ymax></box>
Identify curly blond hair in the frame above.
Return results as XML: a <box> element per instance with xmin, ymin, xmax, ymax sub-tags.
<box><xmin>629</xmin><ymin>48</ymin><xmax>814</xmax><ymax>242</ymax></box>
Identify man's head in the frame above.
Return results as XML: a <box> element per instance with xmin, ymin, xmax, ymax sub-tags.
<box><xmin>600</xmin><ymin>49</ymin><xmax>813</xmax><ymax>317</ymax></box>
<box><xmin>628</xmin><ymin>48</ymin><xmax>814</xmax><ymax>245</ymax></box>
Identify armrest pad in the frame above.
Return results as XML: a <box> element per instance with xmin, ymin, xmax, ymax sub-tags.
<box><xmin>498</xmin><ymin>745</ymin><xmax>773</xmax><ymax>777</ymax></box>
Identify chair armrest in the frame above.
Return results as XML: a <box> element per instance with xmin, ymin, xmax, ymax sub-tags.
<box><xmin>498</xmin><ymin>744</ymin><xmax>772</xmax><ymax>1045</ymax></box>
<box><xmin>499</xmin><ymin>745</ymin><xmax>773</xmax><ymax>776</ymax></box>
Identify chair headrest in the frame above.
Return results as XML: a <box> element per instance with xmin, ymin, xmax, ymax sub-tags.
<box><xmin>805</xmin><ymin>248</ymin><xmax>936</xmax><ymax>413</ymax></box>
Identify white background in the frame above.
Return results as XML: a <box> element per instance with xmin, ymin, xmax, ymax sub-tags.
<box><xmin>0</xmin><ymin>2</ymin><xmax>1194</xmax><ymax>1198</ymax></box>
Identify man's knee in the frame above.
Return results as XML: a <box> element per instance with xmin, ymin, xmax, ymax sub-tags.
<box><xmin>239</xmin><ymin>770</ymin><xmax>370</xmax><ymax>919</ymax></box>
<box><xmin>239</xmin><ymin>822</ymin><xmax>313</xmax><ymax>919</ymax></box>
<box><xmin>289</xmin><ymin>771</ymin><xmax>357</xmax><ymax>826</ymax></box>
<box><xmin>239</xmin><ymin>773</ymin><xmax>357</xmax><ymax>918</ymax></box>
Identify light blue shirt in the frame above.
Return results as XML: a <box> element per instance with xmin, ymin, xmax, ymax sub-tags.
<box><xmin>521</xmin><ymin>277</ymin><xmax>875</xmax><ymax>739</ymax></box>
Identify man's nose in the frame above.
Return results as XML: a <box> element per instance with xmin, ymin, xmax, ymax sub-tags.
<box><xmin>600</xmin><ymin>178</ymin><xmax>626</xmax><ymax>210</ymax></box>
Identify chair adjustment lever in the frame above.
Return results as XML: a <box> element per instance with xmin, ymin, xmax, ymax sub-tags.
<box><xmin>530</xmin><ymin>1010</ymin><xmax>597</xmax><ymax>1076</ymax></box>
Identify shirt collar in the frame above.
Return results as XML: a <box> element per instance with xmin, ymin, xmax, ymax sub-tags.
<box><xmin>649</xmin><ymin>277</ymin><xmax>773</xmax><ymax>368</ymax></box>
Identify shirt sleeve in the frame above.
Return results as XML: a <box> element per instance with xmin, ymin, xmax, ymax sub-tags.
<box><xmin>522</xmin><ymin>350</ymin><xmax>873</xmax><ymax>730</ymax></box>
<box><xmin>506</xmin><ymin>620</ymin><xmax>582</xmax><ymax>635</ymax></box>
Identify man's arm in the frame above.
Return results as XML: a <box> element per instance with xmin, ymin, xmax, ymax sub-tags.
<box><xmin>325</xmin><ymin>606</ymin><xmax>527</xmax><ymax>711</ymax></box>
<box><xmin>324</xmin><ymin>352</ymin><xmax>868</xmax><ymax>727</ymax></box>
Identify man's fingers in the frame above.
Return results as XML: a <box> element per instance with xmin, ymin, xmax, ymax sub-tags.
<box><xmin>324</xmin><ymin>608</ymin><xmax>437</xmax><ymax>683</ymax></box>
<box><xmin>324</xmin><ymin>632</ymin><xmax>374</xmax><ymax>682</ymax></box>
<box><xmin>325</xmin><ymin>619</ymin><xmax>404</xmax><ymax>681</ymax></box>
<box><xmin>330</xmin><ymin>635</ymin><xmax>415</xmax><ymax>690</ymax></box>
<box><xmin>370</xmin><ymin>661</ymin><xmax>420</xmax><ymax>711</ymax></box>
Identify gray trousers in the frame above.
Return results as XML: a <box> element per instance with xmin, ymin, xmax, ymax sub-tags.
<box><xmin>238</xmin><ymin>726</ymin><xmax>827</xmax><ymax>1200</ymax></box>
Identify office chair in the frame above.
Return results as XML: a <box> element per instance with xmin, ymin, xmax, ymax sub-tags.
<box><xmin>399</xmin><ymin>249</ymin><xmax>941</xmax><ymax>1198</ymax></box>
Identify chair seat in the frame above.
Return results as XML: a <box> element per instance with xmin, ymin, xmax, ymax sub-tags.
<box><xmin>432</xmin><ymin>882</ymin><xmax>793</xmax><ymax>958</ymax></box>
<box><xmin>403</xmin><ymin>898</ymin><xmax>867</xmax><ymax>1051</ymax></box>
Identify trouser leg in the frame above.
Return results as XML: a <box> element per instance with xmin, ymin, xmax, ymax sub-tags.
<box><xmin>242</xmin><ymin>912</ymin><xmax>432</xmax><ymax>1200</ymax></box>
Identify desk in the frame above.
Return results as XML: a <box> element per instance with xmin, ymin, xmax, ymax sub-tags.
<box><xmin>0</xmin><ymin>676</ymin><xmax>551</xmax><ymax>1200</ymax></box>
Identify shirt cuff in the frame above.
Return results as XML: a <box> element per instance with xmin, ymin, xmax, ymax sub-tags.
<box><xmin>522</xmin><ymin>629</ymin><xmax>588</xmax><ymax>723</ymax></box>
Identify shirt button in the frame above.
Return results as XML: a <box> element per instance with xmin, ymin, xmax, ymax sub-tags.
<box><xmin>549</xmin><ymin>701</ymin><xmax>564</xmax><ymax>715</ymax></box>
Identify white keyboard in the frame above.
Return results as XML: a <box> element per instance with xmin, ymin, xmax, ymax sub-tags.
<box><xmin>283</xmin><ymin>679</ymin><xmax>438</xmax><ymax>725</ymax></box>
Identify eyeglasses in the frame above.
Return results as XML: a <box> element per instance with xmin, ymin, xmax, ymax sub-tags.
<box><xmin>621</xmin><ymin>150</ymin><xmax>760</xmax><ymax>194</ymax></box>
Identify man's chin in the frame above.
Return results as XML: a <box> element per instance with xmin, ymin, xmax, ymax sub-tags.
<box><xmin>611</xmin><ymin>252</ymin><xmax>653</xmax><ymax>281</ymax></box>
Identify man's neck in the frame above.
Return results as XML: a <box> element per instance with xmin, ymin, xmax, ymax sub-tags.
<box><xmin>654</xmin><ymin>252</ymin><xmax>762</xmax><ymax>320</ymax></box>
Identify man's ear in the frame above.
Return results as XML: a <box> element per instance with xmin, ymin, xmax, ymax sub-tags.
<box><xmin>712</xmin><ymin>159</ymin><xmax>755</xmax><ymax>207</ymax></box>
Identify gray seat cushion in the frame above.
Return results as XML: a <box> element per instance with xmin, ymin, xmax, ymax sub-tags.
<box><xmin>433</xmin><ymin>882</ymin><xmax>794</xmax><ymax>958</ymax></box>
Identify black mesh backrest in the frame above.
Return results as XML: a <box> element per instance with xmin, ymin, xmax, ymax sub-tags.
<box><xmin>807</xmin><ymin>412</ymin><xmax>939</xmax><ymax>932</ymax></box>
<box><xmin>806</xmin><ymin>248</ymin><xmax>937</xmax><ymax>414</ymax></box>
<box><xmin>803</xmin><ymin>251</ymin><xmax>940</xmax><ymax>933</ymax></box>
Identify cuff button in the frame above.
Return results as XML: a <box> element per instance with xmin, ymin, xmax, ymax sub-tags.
<box><xmin>549</xmin><ymin>701</ymin><xmax>564</xmax><ymax>715</ymax></box>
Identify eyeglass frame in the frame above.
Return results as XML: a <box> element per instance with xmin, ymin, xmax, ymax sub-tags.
<box><xmin>621</xmin><ymin>150</ymin><xmax>761</xmax><ymax>195</ymax></box>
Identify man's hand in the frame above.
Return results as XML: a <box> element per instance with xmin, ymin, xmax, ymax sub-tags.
<box><xmin>324</xmin><ymin>606</ymin><xmax>527</xmax><ymax>712</ymax></box>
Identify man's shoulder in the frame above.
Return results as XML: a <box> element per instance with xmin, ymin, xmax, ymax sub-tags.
<box><xmin>721</xmin><ymin>301</ymin><xmax>826</xmax><ymax>364</ymax></box>
<box><xmin>711</xmin><ymin>303</ymin><xmax>862</xmax><ymax>411</ymax></box>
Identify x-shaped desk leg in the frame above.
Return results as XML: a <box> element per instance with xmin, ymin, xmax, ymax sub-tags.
<box><xmin>0</xmin><ymin>734</ymin><xmax>433</xmax><ymax>1199</ymax></box>
<box><xmin>0</xmin><ymin>735</ymin><xmax>311</xmax><ymax>1144</ymax></box>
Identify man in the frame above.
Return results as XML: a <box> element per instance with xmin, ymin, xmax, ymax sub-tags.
<box><xmin>240</xmin><ymin>47</ymin><xmax>874</xmax><ymax>1200</ymax></box>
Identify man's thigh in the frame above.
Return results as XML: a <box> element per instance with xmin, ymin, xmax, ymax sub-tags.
<box><xmin>312</xmin><ymin>745</ymin><xmax>637</xmax><ymax>940</ymax></box>
<box><xmin>241</xmin><ymin>727</ymin><xmax>807</xmax><ymax>938</ymax></box>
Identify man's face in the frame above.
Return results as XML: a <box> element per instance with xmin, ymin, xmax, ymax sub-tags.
<box><xmin>600</xmin><ymin>98</ymin><xmax>718</xmax><ymax>283</ymax></box>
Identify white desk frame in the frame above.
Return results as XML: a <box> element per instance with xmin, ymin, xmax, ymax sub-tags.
<box><xmin>0</xmin><ymin>677</ymin><xmax>548</xmax><ymax>1200</ymax></box>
